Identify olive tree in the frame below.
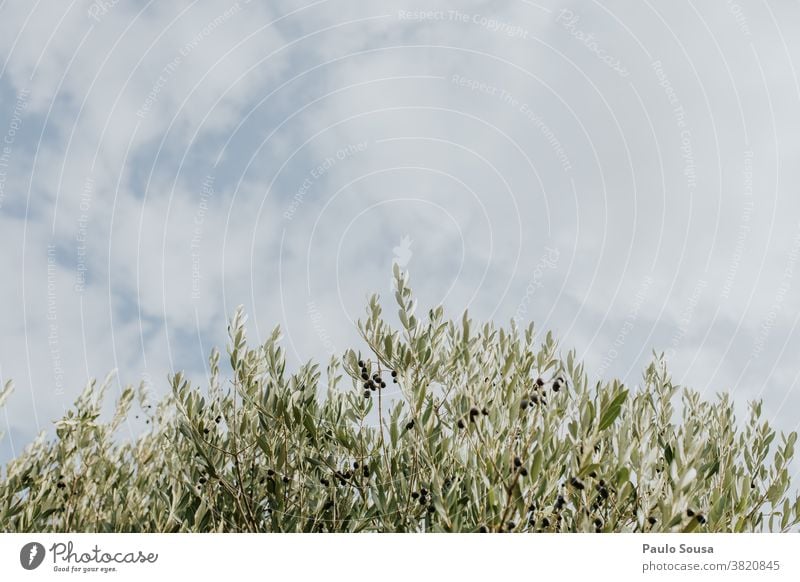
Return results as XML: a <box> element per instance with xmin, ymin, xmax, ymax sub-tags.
<box><xmin>1</xmin><ymin>267</ymin><xmax>798</xmax><ymax>532</ymax></box>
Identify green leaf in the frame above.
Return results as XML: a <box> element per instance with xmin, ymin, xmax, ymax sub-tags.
<box><xmin>599</xmin><ymin>389</ymin><xmax>628</xmax><ymax>431</ymax></box>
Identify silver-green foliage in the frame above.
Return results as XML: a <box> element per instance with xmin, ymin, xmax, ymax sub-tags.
<box><xmin>1</xmin><ymin>267</ymin><xmax>798</xmax><ymax>532</ymax></box>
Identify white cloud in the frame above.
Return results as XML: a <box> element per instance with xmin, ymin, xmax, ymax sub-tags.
<box><xmin>2</xmin><ymin>0</ymin><xmax>800</xmax><ymax>465</ymax></box>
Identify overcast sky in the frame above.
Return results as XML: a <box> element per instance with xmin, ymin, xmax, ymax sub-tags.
<box><xmin>1</xmin><ymin>0</ymin><xmax>800</xmax><ymax>466</ymax></box>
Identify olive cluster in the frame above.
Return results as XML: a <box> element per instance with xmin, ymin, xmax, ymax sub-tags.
<box><xmin>359</xmin><ymin>359</ymin><xmax>388</xmax><ymax>398</ymax></box>
<box><xmin>353</xmin><ymin>460</ymin><xmax>371</xmax><ymax>478</ymax></box>
<box><xmin>575</xmin><ymin>477</ymin><xmax>611</xmax><ymax>526</ymax></box>
<box><xmin>522</xmin><ymin>376</ymin><xmax>567</xmax><ymax>410</ymax></box>
<box><xmin>313</xmin><ymin>462</ymin><xmax>372</xmax><ymax>490</ymax></box>
<box><xmin>410</xmin><ymin>487</ymin><xmax>435</xmax><ymax>514</ymax></box>
<box><xmin>524</xmin><ymin>496</ymin><xmax>565</xmax><ymax>532</ymax></box>
<box><xmin>523</xmin><ymin>379</ymin><xmax>548</xmax><ymax>410</ymax></box>
<box><xmin>456</xmin><ymin>406</ymin><xmax>489</xmax><ymax>429</ymax></box>
<box><xmin>258</xmin><ymin>468</ymin><xmax>277</xmax><ymax>486</ymax></box>
<box><xmin>686</xmin><ymin>508</ymin><xmax>706</xmax><ymax>525</ymax></box>
<box><xmin>551</xmin><ymin>496</ymin><xmax>566</xmax><ymax>531</ymax></box>
<box><xmin>568</xmin><ymin>476</ymin><xmax>585</xmax><ymax>491</ymax></box>
<box><xmin>512</xmin><ymin>456</ymin><xmax>528</xmax><ymax>477</ymax></box>
<box><xmin>578</xmin><ymin>473</ymin><xmax>610</xmax><ymax>524</ymax></box>
<box><xmin>525</xmin><ymin>500</ymin><xmax>560</xmax><ymax>531</ymax></box>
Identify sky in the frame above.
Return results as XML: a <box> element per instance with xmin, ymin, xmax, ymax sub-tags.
<box><xmin>1</xmin><ymin>0</ymin><xmax>800</xmax><ymax>467</ymax></box>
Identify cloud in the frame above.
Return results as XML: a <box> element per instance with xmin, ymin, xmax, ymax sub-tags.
<box><xmin>2</xmin><ymin>0</ymin><xmax>800</xmax><ymax>470</ymax></box>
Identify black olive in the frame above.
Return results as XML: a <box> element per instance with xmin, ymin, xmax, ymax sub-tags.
<box><xmin>353</xmin><ymin>461</ymin><xmax>359</xmax><ymax>469</ymax></box>
<box><xmin>519</xmin><ymin>467</ymin><xmax>528</xmax><ymax>477</ymax></box>
<box><xmin>391</xmin><ymin>370</ymin><xmax>397</xmax><ymax>377</ymax></box>
<box><xmin>478</xmin><ymin>525</ymin><xmax>488</xmax><ymax>533</ymax></box>
<box><xmin>457</xmin><ymin>419</ymin><xmax>465</xmax><ymax>429</ymax></box>
<box><xmin>361</xmin><ymin>373</ymin><xmax>369</xmax><ymax>380</ymax></box>
<box><xmin>469</xmin><ymin>407</ymin><xmax>480</xmax><ymax>418</ymax></box>
<box><xmin>647</xmin><ymin>516</ymin><xmax>657</xmax><ymax>525</ymax></box>
<box><xmin>536</xmin><ymin>378</ymin><xmax>544</xmax><ymax>386</ymax></box>
<box><xmin>358</xmin><ymin>360</ymin><xmax>364</xmax><ymax>367</ymax></box>
<box><xmin>686</xmin><ymin>509</ymin><xmax>695</xmax><ymax>517</ymax></box>
<box><xmin>481</xmin><ymin>407</ymin><xmax>489</xmax><ymax>416</ymax></box>
<box><xmin>513</xmin><ymin>456</ymin><xmax>522</xmax><ymax>467</ymax></box>
<box><xmin>541</xmin><ymin>518</ymin><xmax>550</xmax><ymax>527</ymax></box>
<box><xmin>406</xmin><ymin>420</ymin><xmax>415</xmax><ymax>430</ymax></box>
